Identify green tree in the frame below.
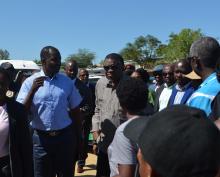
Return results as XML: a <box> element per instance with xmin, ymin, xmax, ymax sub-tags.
<box><xmin>161</xmin><ymin>28</ymin><xmax>204</xmax><ymax>62</ymax></box>
<box><xmin>0</xmin><ymin>49</ymin><xmax>10</xmax><ymax>60</ymax></box>
<box><xmin>120</xmin><ymin>35</ymin><xmax>161</xmax><ymax>65</ymax></box>
<box><xmin>99</xmin><ymin>59</ymin><xmax>105</xmax><ymax>66</ymax></box>
<box><xmin>66</xmin><ymin>49</ymin><xmax>96</xmax><ymax>68</ymax></box>
<box><xmin>33</xmin><ymin>59</ymin><xmax>41</xmax><ymax>65</ymax></box>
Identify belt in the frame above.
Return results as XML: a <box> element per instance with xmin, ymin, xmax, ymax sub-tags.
<box><xmin>34</xmin><ymin>125</ymin><xmax>72</xmax><ymax>137</ymax></box>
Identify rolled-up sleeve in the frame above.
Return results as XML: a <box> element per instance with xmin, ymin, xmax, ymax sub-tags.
<box><xmin>16</xmin><ymin>79</ymin><xmax>31</xmax><ymax>104</ymax></box>
<box><xmin>91</xmin><ymin>80</ymin><xmax>102</xmax><ymax>132</ymax></box>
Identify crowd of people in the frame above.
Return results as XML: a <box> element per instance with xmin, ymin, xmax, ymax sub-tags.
<box><xmin>0</xmin><ymin>36</ymin><xmax>220</xmax><ymax>177</ymax></box>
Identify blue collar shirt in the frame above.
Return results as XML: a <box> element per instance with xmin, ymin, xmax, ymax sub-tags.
<box><xmin>16</xmin><ymin>70</ymin><xmax>82</xmax><ymax>131</ymax></box>
<box><xmin>186</xmin><ymin>73</ymin><xmax>220</xmax><ymax>116</ymax></box>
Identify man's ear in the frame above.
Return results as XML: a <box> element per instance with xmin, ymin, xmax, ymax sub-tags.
<box><xmin>191</xmin><ymin>58</ymin><xmax>201</xmax><ymax>74</ymax></box>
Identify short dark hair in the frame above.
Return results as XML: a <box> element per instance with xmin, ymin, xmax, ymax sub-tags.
<box><xmin>40</xmin><ymin>46</ymin><xmax>61</xmax><ymax>62</ymax></box>
<box><xmin>105</xmin><ymin>53</ymin><xmax>124</xmax><ymax>66</ymax></box>
<box><xmin>124</xmin><ymin>105</ymin><xmax>220</xmax><ymax>177</ymax></box>
<box><xmin>190</xmin><ymin>37</ymin><xmax>220</xmax><ymax>68</ymax></box>
<box><xmin>0</xmin><ymin>62</ymin><xmax>15</xmax><ymax>71</ymax></box>
<box><xmin>65</xmin><ymin>59</ymin><xmax>78</xmax><ymax>69</ymax></box>
<box><xmin>116</xmin><ymin>78</ymin><xmax>148</xmax><ymax>114</ymax></box>
<box><xmin>175</xmin><ymin>59</ymin><xmax>192</xmax><ymax>72</ymax></box>
<box><xmin>135</xmin><ymin>68</ymin><xmax>150</xmax><ymax>83</ymax></box>
<box><xmin>125</xmin><ymin>64</ymin><xmax>135</xmax><ymax>71</ymax></box>
<box><xmin>163</xmin><ymin>63</ymin><xmax>175</xmax><ymax>71</ymax></box>
<box><xmin>79</xmin><ymin>68</ymin><xmax>88</xmax><ymax>74</ymax></box>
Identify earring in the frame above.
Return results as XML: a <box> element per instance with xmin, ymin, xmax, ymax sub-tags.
<box><xmin>6</xmin><ymin>90</ymin><xmax>14</xmax><ymax>98</ymax></box>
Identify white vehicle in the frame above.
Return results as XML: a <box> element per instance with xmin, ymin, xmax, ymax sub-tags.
<box><xmin>87</xmin><ymin>67</ymin><xmax>105</xmax><ymax>84</ymax></box>
<box><xmin>89</xmin><ymin>75</ymin><xmax>103</xmax><ymax>84</ymax></box>
<box><xmin>87</xmin><ymin>67</ymin><xmax>105</xmax><ymax>75</ymax></box>
<box><xmin>0</xmin><ymin>60</ymin><xmax>40</xmax><ymax>76</ymax></box>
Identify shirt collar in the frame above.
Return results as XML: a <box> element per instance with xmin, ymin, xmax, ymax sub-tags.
<box><xmin>106</xmin><ymin>74</ymin><xmax>129</xmax><ymax>88</ymax></box>
<box><xmin>164</xmin><ymin>83</ymin><xmax>174</xmax><ymax>89</ymax></box>
<box><xmin>200</xmin><ymin>72</ymin><xmax>216</xmax><ymax>87</ymax></box>
<box><xmin>40</xmin><ymin>70</ymin><xmax>58</xmax><ymax>80</ymax></box>
<box><xmin>175</xmin><ymin>82</ymin><xmax>192</xmax><ymax>91</ymax></box>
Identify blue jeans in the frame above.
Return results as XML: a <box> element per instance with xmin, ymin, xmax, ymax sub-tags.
<box><xmin>33</xmin><ymin>126</ymin><xmax>77</xmax><ymax>177</ymax></box>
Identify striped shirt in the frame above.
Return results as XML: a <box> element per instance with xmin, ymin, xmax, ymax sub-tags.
<box><xmin>186</xmin><ymin>73</ymin><xmax>220</xmax><ymax>116</ymax></box>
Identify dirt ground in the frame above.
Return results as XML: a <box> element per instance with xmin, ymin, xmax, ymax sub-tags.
<box><xmin>75</xmin><ymin>153</ymin><xmax>97</xmax><ymax>177</ymax></box>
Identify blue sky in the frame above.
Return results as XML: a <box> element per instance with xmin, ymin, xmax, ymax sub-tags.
<box><xmin>0</xmin><ymin>0</ymin><xmax>219</xmax><ymax>64</ymax></box>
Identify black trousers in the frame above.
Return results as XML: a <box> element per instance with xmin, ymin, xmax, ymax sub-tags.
<box><xmin>96</xmin><ymin>151</ymin><xmax>110</xmax><ymax>177</ymax></box>
<box><xmin>0</xmin><ymin>156</ymin><xmax>11</xmax><ymax>177</ymax></box>
<box><xmin>77</xmin><ymin>120</ymin><xmax>91</xmax><ymax>167</ymax></box>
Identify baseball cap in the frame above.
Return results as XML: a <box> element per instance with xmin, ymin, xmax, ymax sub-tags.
<box><xmin>184</xmin><ymin>70</ymin><xmax>201</xmax><ymax>80</ymax></box>
<box><xmin>124</xmin><ymin>105</ymin><xmax>220</xmax><ymax>177</ymax></box>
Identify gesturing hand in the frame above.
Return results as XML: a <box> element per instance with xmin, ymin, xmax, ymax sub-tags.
<box><xmin>31</xmin><ymin>76</ymin><xmax>46</xmax><ymax>93</ymax></box>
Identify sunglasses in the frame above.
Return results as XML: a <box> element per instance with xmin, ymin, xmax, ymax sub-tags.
<box><xmin>103</xmin><ymin>65</ymin><xmax>119</xmax><ymax>71</ymax></box>
<box><xmin>79</xmin><ymin>74</ymin><xmax>88</xmax><ymax>77</ymax></box>
<box><xmin>153</xmin><ymin>71</ymin><xmax>162</xmax><ymax>76</ymax></box>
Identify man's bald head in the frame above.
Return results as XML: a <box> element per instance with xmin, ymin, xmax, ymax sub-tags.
<box><xmin>65</xmin><ymin>59</ymin><xmax>78</xmax><ymax>80</ymax></box>
<box><xmin>190</xmin><ymin>37</ymin><xmax>220</xmax><ymax>69</ymax></box>
<box><xmin>163</xmin><ymin>64</ymin><xmax>175</xmax><ymax>86</ymax></box>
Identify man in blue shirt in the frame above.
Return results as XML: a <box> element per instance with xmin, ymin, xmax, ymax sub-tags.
<box><xmin>169</xmin><ymin>59</ymin><xmax>194</xmax><ymax>105</ymax></box>
<box><xmin>186</xmin><ymin>37</ymin><xmax>220</xmax><ymax>116</ymax></box>
<box><xmin>17</xmin><ymin>46</ymin><xmax>82</xmax><ymax>177</ymax></box>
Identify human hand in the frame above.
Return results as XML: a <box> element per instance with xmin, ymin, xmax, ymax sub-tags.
<box><xmin>31</xmin><ymin>76</ymin><xmax>46</xmax><ymax>93</ymax></box>
<box><xmin>92</xmin><ymin>144</ymin><xmax>98</xmax><ymax>155</ymax></box>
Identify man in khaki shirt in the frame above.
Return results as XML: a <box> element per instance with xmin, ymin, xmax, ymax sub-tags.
<box><xmin>92</xmin><ymin>53</ymin><xmax>129</xmax><ymax>177</ymax></box>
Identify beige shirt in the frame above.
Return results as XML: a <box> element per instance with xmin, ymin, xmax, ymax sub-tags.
<box><xmin>92</xmin><ymin>75</ymin><xmax>130</xmax><ymax>153</ymax></box>
<box><xmin>0</xmin><ymin>104</ymin><xmax>9</xmax><ymax>158</ymax></box>
<box><xmin>92</xmin><ymin>76</ymin><xmax>129</xmax><ymax>131</ymax></box>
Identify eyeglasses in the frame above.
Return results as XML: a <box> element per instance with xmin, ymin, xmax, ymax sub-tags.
<box><xmin>103</xmin><ymin>65</ymin><xmax>119</xmax><ymax>71</ymax></box>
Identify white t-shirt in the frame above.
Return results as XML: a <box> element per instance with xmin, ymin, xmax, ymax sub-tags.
<box><xmin>108</xmin><ymin>118</ymin><xmax>138</xmax><ymax>177</ymax></box>
<box><xmin>0</xmin><ymin>104</ymin><xmax>9</xmax><ymax>158</ymax></box>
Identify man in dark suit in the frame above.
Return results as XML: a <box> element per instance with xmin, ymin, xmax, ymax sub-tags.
<box><xmin>65</xmin><ymin>60</ymin><xmax>94</xmax><ymax>173</ymax></box>
<box><xmin>78</xmin><ymin>69</ymin><xmax>96</xmax><ymax>109</ymax></box>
